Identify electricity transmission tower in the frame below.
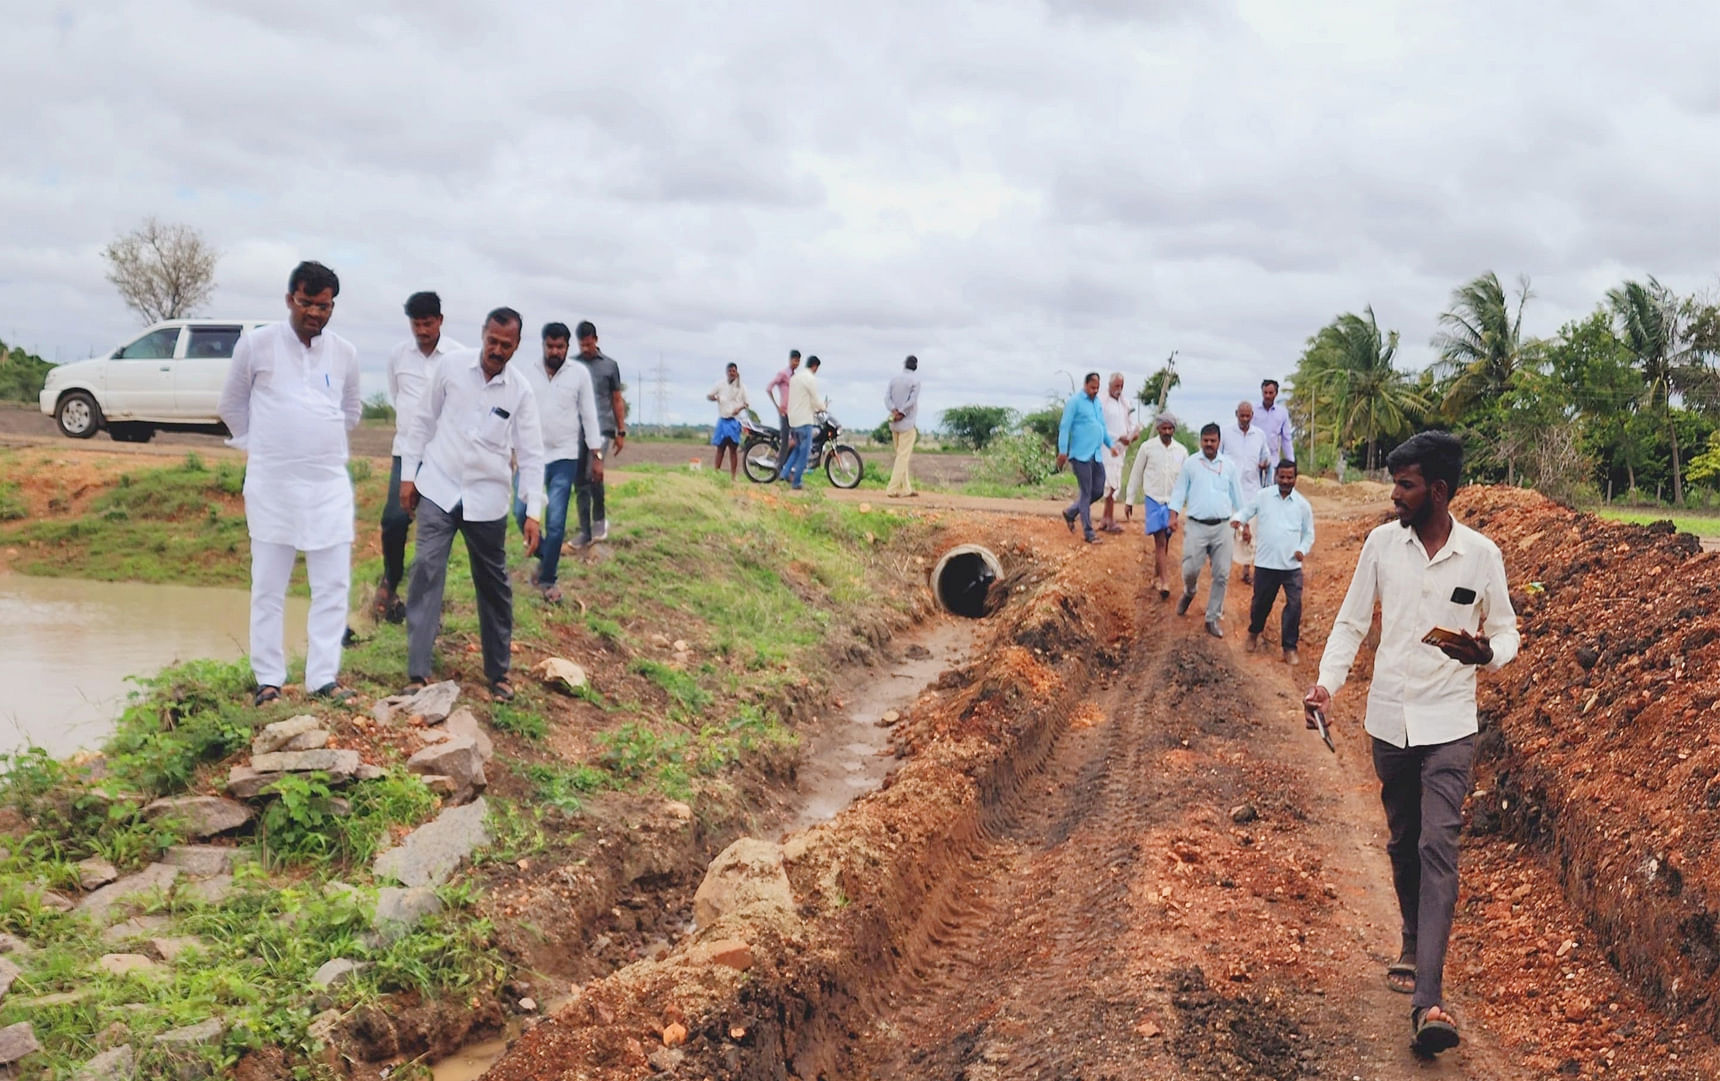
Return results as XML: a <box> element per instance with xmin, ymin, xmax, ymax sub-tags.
<box><xmin>651</xmin><ymin>355</ymin><xmax>670</xmax><ymax>430</ymax></box>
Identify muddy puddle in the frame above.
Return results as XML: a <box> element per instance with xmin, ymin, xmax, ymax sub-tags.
<box><xmin>0</xmin><ymin>574</ymin><xmax>308</xmax><ymax>758</ymax></box>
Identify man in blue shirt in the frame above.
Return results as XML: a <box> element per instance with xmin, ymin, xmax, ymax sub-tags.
<box><xmin>1056</xmin><ymin>372</ymin><xmax>1114</xmax><ymax>544</ymax></box>
<box><xmin>1167</xmin><ymin>422</ymin><xmax>1245</xmax><ymax>636</ymax></box>
<box><xmin>1234</xmin><ymin>459</ymin><xmax>1316</xmax><ymax>664</ymax></box>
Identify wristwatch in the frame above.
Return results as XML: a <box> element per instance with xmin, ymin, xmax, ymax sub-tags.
<box><xmin>593</xmin><ymin>449</ymin><xmax>604</xmax><ymax>461</ymax></box>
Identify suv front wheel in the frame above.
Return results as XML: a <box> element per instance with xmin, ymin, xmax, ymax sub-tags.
<box><xmin>56</xmin><ymin>391</ymin><xmax>102</xmax><ymax>439</ymax></box>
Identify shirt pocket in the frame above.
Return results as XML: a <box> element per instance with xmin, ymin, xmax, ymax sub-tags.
<box><xmin>1440</xmin><ymin>585</ymin><xmax>1481</xmax><ymax>631</ymax></box>
<box><xmin>474</xmin><ymin>407</ymin><xmax>513</xmax><ymax>452</ymax></box>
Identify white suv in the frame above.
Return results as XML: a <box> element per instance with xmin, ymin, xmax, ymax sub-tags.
<box><xmin>40</xmin><ymin>319</ymin><xmax>270</xmax><ymax>442</ymax></box>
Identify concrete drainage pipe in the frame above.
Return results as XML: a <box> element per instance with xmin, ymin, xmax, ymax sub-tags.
<box><xmin>931</xmin><ymin>544</ymin><xmax>1003</xmax><ymax>618</ymax></box>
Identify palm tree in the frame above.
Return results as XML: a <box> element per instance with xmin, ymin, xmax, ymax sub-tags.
<box><xmin>1432</xmin><ymin>272</ymin><xmax>1537</xmax><ymax>418</ymax></box>
<box><xmin>1606</xmin><ymin>278</ymin><xmax>1702</xmax><ymax>505</ymax></box>
<box><xmin>1306</xmin><ymin>307</ymin><xmax>1429</xmax><ymax>471</ymax></box>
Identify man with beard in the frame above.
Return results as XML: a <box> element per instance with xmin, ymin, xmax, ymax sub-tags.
<box><xmin>399</xmin><ymin>308</ymin><xmax>546</xmax><ymax>703</ymax></box>
<box><xmin>514</xmin><ymin>322</ymin><xmax>602</xmax><ymax>601</ymax></box>
<box><xmin>1166</xmin><ymin>422</ymin><xmax>1245</xmax><ymax>637</ymax></box>
<box><xmin>1304</xmin><ymin>431</ymin><xmax>1519</xmax><ymax>1056</ymax></box>
<box><xmin>1233</xmin><ymin>459</ymin><xmax>1315</xmax><ymax>664</ymax></box>
<box><xmin>219</xmin><ymin>261</ymin><xmax>361</xmax><ymax>705</ymax></box>
<box><xmin>573</xmin><ymin>320</ymin><xmax>625</xmax><ymax>543</ymax></box>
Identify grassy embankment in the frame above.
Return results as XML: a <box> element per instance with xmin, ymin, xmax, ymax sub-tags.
<box><xmin>0</xmin><ymin>449</ymin><xmax>924</xmax><ymax>1079</ymax></box>
<box><xmin>1591</xmin><ymin>506</ymin><xmax>1720</xmax><ymax>538</ymax></box>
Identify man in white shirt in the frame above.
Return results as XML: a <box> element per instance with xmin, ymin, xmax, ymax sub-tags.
<box><xmin>218</xmin><ymin>261</ymin><xmax>361</xmax><ymax>706</ymax></box>
<box><xmin>884</xmin><ymin>355</ymin><xmax>921</xmax><ymax>498</ymax></box>
<box><xmin>398</xmin><ymin>307</ymin><xmax>547</xmax><ymax>703</ymax></box>
<box><xmin>376</xmin><ymin>291</ymin><xmax>461</xmax><ymax>623</ymax></box>
<box><xmin>1098</xmin><ymin>372</ymin><xmax>1140</xmax><ymax>533</ymax></box>
<box><xmin>513</xmin><ymin>322</ymin><xmax>602</xmax><ymax>601</ymax></box>
<box><xmin>707</xmin><ymin>362</ymin><xmax>751</xmax><ymax>480</ymax></box>
<box><xmin>1233</xmin><ymin>459</ymin><xmax>1315</xmax><ymax>664</ymax></box>
<box><xmin>1303</xmin><ymin>431</ymin><xmax>1519</xmax><ymax>1056</ymax></box>
<box><xmin>1221</xmin><ymin>400</ymin><xmax>1271</xmax><ymax>586</ymax></box>
<box><xmin>780</xmin><ymin>355</ymin><xmax>826</xmax><ymax>489</ymax></box>
<box><xmin>1124</xmin><ymin>412</ymin><xmax>1188</xmax><ymax>599</ymax></box>
<box><xmin>1257</xmin><ymin>378</ymin><xmax>1295</xmax><ymax>466</ymax></box>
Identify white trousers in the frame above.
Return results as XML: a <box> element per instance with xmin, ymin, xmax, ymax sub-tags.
<box><xmin>250</xmin><ymin>540</ymin><xmax>350</xmax><ymax>691</ymax></box>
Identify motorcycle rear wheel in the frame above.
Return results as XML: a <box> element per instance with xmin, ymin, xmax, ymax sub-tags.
<box><xmin>742</xmin><ymin>436</ymin><xmax>780</xmax><ymax>484</ymax></box>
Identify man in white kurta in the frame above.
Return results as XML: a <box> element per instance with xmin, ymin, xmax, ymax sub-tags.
<box><xmin>1221</xmin><ymin>400</ymin><xmax>1271</xmax><ymax>585</ymax></box>
<box><xmin>218</xmin><ymin>261</ymin><xmax>361</xmax><ymax>704</ymax></box>
<box><xmin>1099</xmin><ymin>372</ymin><xmax>1139</xmax><ymax>533</ymax></box>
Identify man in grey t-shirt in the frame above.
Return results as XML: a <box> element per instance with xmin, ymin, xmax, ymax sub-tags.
<box><xmin>573</xmin><ymin>320</ymin><xmax>626</xmax><ymax>544</ymax></box>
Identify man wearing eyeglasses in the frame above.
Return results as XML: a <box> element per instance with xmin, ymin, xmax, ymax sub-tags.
<box><xmin>218</xmin><ymin>261</ymin><xmax>361</xmax><ymax>707</ymax></box>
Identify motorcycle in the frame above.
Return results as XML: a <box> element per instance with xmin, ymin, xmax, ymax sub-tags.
<box><xmin>741</xmin><ymin>409</ymin><xmax>865</xmax><ymax>489</ymax></box>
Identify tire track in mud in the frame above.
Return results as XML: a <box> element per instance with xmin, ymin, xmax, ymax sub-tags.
<box><xmin>850</xmin><ymin>588</ymin><xmax>1312</xmax><ymax>1081</ymax></box>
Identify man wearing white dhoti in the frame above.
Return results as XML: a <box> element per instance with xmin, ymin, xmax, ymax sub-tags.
<box><xmin>218</xmin><ymin>261</ymin><xmax>361</xmax><ymax>706</ymax></box>
<box><xmin>1099</xmin><ymin>372</ymin><xmax>1139</xmax><ymax>534</ymax></box>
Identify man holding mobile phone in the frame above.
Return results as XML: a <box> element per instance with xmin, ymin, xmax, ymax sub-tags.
<box><xmin>398</xmin><ymin>307</ymin><xmax>545</xmax><ymax>704</ymax></box>
<box><xmin>1302</xmin><ymin>430</ymin><xmax>1518</xmax><ymax>1056</ymax></box>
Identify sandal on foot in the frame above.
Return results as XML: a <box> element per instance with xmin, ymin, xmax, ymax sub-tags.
<box><xmin>1411</xmin><ymin>1006</ymin><xmax>1460</xmax><ymax>1055</ymax></box>
<box><xmin>312</xmin><ymin>683</ymin><xmax>357</xmax><ymax>703</ymax></box>
<box><xmin>490</xmin><ymin>679</ymin><xmax>515</xmax><ymax>703</ymax></box>
<box><xmin>400</xmin><ymin>678</ymin><xmax>428</xmax><ymax>696</ymax></box>
<box><xmin>253</xmin><ymin>685</ymin><xmax>282</xmax><ymax>706</ymax></box>
<box><xmin>1386</xmin><ymin>961</ymin><xmax>1416</xmax><ymax>995</ymax></box>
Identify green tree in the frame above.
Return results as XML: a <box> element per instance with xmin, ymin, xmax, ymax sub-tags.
<box><xmin>1606</xmin><ymin>278</ymin><xmax>1709</xmax><ymax>505</ymax></box>
<box><xmin>939</xmin><ymin>405</ymin><xmax>1016</xmax><ymax>451</ymax></box>
<box><xmin>0</xmin><ymin>339</ymin><xmax>53</xmax><ymax>403</ymax></box>
<box><xmin>1134</xmin><ymin>358</ymin><xmax>1180</xmax><ymax>414</ymax></box>
<box><xmin>1300</xmin><ymin>306</ymin><xmax>1429</xmax><ymax>471</ymax></box>
<box><xmin>1432</xmin><ymin>272</ymin><xmax>1538</xmax><ymax>420</ymax></box>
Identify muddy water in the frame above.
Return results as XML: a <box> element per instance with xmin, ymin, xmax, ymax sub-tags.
<box><xmin>0</xmin><ymin>574</ymin><xmax>308</xmax><ymax>758</ymax></box>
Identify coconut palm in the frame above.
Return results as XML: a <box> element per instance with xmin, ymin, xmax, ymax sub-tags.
<box><xmin>1305</xmin><ymin>306</ymin><xmax>1430</xmax><ymax>471</ymax></box>
<box><xmin>1432</xmin><ymin>272</ymin><xmax>1538</xmax><ymax>418</ymax></box>
<box><xmin>1606</xmin><ymin>277</ymin><xmax>1705</xmax><ymax>505</ymax></box>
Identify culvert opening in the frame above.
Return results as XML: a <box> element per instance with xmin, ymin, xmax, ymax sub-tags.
<box><xmin>933</xmin><ymin>544</ymin><xmax>1003</xmax><ymax>619</ymax></box>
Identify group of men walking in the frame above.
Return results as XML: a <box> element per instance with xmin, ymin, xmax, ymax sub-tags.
<box><xmin>220</xmin><ymin>261</ymin><xmax>627</xmax><ymax>707</ymax></box>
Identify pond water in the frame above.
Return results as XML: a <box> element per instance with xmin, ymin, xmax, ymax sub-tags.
<box><xmin>0</xmin><ymin>574</ymin><xmax>308</xmax><ymax>759</ymax></box>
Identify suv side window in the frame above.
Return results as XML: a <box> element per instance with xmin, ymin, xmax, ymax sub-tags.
<box><xmin>116</xmin><ymin>328</ymin><xmax>182</xmax><ymax>360</ymax></box>
<box><xmin>186</xmin><ymin>326</ymin><xmax>242</xmax><ymax>358</ymax></box>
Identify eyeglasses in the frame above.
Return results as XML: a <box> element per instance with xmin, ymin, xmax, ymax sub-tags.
<box><xmin>292</xmin><ymin>297</ymin><xmax>335</xmax><ymax>315</ymax></box>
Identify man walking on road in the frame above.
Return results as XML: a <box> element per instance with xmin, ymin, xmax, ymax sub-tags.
<box><xmin>1257</xmin><ymin>378</ymin><xmax>1295</xmax><ymax>466</ymax></box>
<box><xmin>781</xmin><ymin>355</ymin><xmax>825</xmax><ymax>489</ymax></box>
<box><xmin>514</xmin><ymin>322</ymin><xmax>602</xmax><ymax>601</ymax></box>
<box><xmin>398</xmin><ymin>308</ymin><xmax>546</xmax><ymax>703</ymax></box>
<box><xmin>1056</xmin><ymin>372</ymin><xmax>1113</xmax><ymax>545</ymax></box>
<box><xmin>573</xmin><ymin>321</ymin><xmax>625</xmax><ymax>544</ymax></box>
<box><xmin>1233</xmin><ymin>459</ymin><xmax>1315</xmax><ymax>664</ymax></box>
<box><xmin>1222</xmin><ymin>400</ymin><xmax>1271</xmax><ymax>586</ymax></box>
<box><xmin>1125</xmin><ymin>412</ymin><xmax>1188</xmax><ymax>598</ymax></box>
<box><xmin>767</xmin><ymin>349</ymin><xmax>801</xmax><ymax>472</ymax></box>
<box><xmin>377</xmin><ymin>291</ymin><xmax>462</xmax><ymax>623</ymax></box>
<box><xmin>707</xmin><ymin>362</ymin><xmax>750</xmax><ymax>479</ymax></box>
<box><xmin>1303</xmin><ymin>431</ymin><xmax>1519</xmax><ymax>1056</ymax></box>
<box><xmin>884</xmin><ymin>355</ymin><xmax>922</xmax><ymax>498</ymax></box>
<box><xmin>1166</xmin><ymin>422</ymin><xmax>1244</xmax><ymax>637</ymax></box>
<box><xmin>1098</xmin><ymin>372</ymin><xmax>1139</xmax><ymax>533</ymax></box>
<box><xmin>218</xmin><ymin>260</ymin><xmax>361</xmax><ymax>706</ymax></box>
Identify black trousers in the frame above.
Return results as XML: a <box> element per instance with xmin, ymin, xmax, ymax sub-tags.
<box><xmin>574</xmin><ymin>435</ymin><xmax>614</xmax><ymax>539</ymax></box>
<box><xmin>406</xmin><ymin>497</ymin><xmax>512</xmax><ymax>685</ymax></box>
<box><xmin>380</xmin><ymin>456</ymin><xmax>413</xmax><ymax>589</ymax></box>
<box><xmin>1246</xmin><ymin>566</ymin><xmax>1304</xmax><ymax>648</ymax></box>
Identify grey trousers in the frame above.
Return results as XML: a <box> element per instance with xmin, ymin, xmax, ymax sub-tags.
<box><xmin>1180</xmin><ymin>519</ymin><xmax>1233</xmax><ymax>624</ymax></box>
<box><xmin>1372</xmin><ymin>734</ymin><xmax>1476</xmax><ymax>1010</ymax></box>
<box><xmin>406</xmin><ymin>496</ymin><xmax>513</xmax><ymax>686</ymax></box>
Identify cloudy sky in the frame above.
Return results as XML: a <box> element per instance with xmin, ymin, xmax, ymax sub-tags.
<box><xmin>3</xmin><ymin>0</ymin><xmax>1717</xmax><ymax>435</ymax></box>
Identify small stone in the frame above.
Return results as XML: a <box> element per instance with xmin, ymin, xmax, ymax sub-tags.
<box><xmin>689</xmin><ymin>938</ymin><xmax>753</xmax><ymax>971</ymax></box>
<box><xmin>162</xmin><ymin>845</ymin><xmax>242</xmax><ymax>877</ymax></box>
<box><xmin>72</xmin><ymin>1045</ymin><xmax>135</xmax><ymax>1081</ymax></box>
<box><xmin>693</xmin><ymin>838</ymin><xmax>795</xmax><ymax>927</ymax></box>
<box><xmin>662</xmin><ymin>801</ymin><xmax>694</xmax><ymax>823</ymax></box>
<box><xmin>24</xmin><ymin>884</ymin><xmax>74</xmax><ymax>912</ymax></box>
<box><xmin>1230</xmin><ymin>804</ymin><xmax>1259</xmax><ymax>824</ymax></box>
<box><xmin>0</xmin><ymin>956</ymin><xmax>20</xmax><ymax>999</ymax></box>
<box><xmin>307</xmin><ymin>1009</ymin><xmax>342</xmax><ymax>1045</ymax></box>
<box><xmin>444</xmin><ymin>708</ymin><xmax>494</xmax><ymax>762</ymax></box>
<box><xmin>101</xmin><ymin>915</ymin><xmax>171</xmax><ymax>943</ymax></box>
<box><xmin>377</xmin><ymin>681</ymin><xmax>461</xmax><ymax>725</ymax></box>
<box><xmin>311</xmin><ymin>958</ymin><xmax>366</xmax><ymax>988</ymax></box>
<box><xmin>1576</xmin><ymin>644</ymin><xmax>1599</xmax><ymax>669</ymax></box>
<box><xmin>354</xmin><ymin>764</ymin><xmax>387</xmax><ymax>781</ymax></box>
<box><xmin>1556</xmin><ymin>939</ymin><xmax>1577</xmax><ymax>958</ymax></box>
<box><xmin>225</xmin><ymin>766</ymin><xmax>285</xmax><ymax>799</ymax></box>
<box><xmin>153</xmin><ymin>1018</ymin><xmax>224</xmax><ymax>1047</ymax></box>
<box><xmin>78</xmin><ymin>864</ymin><xmax>179</xmax><ymax>923</ymax></box>
<box><xmin>251</xmin><ymin>715</ymin><xmax>323</xmax><ymax>755</ymax></box>
<box><xmin>672</xmin><ymin>639</ymin><xmax>689</xmax><ymax>652</ymax></box>
<box><xmin>372</xmin><ymin>886</ymin><xmax>443</xmax><ymax>944</ymax></box>
<box><xmin>142</xmin><ymin>796</ymin><xmax>254</xmax><ymax>838</ymax></box>
<box><xmin>248</xmin><ymin>749</ymin><xmax>362</xmax><ymax>781</ymax></box>
<box><xmin>179</xmin><ymin>874</ymin><xmax>235</xmax><ymax>906</ymax></box>
<box><xmin>406</xmin><ymin>737</ymin><xmax>486</xmax><ymax>800</ymax></box>
<box><xmin>0</xmin><ymin>1021</ymin><xmax>41</xmax><ymax>1065</ymax></box>
<box><xmin>76</xmin><ymin>857</ymin><xmax>120</xmax><ymax>891</ymax></box>
<box><xmin>0</xmin><ymin>933</ymin><xmax>27</xmax><ymax>954</ymax></box>
<box><xmin>420</xmin><ymin>774</ymin><xmax>458</xmax><ymax>796</ymax></box>
<box><xmin>281</xmin><ymin>730</ymin><xmax>330</xmax><ymax>752</ymax></box>
<box><xmin>519</xmin><ymin>997</ymin><xmax>537</xmax><ymax>1012</ymax></box>
<box><xmin>147</xmin><ymin>937</ymin><xmax>205</xmax><ymax>962</ymax></box>
<box><xmin>97</xmin><ymin>953</ymin><xmax>159</xmax><ymax>977</ymax></box>
<box><xmin>530</xmin><ymin>657</ymin><xmax>588</xmax><ymax>693</ymax></box>
<box><xmin>878</xmin><ymin>710</ymin><xmax>901</xmax><ymax>727</ymax></box>
<box><xmin>662</xmin><ymin>1021</ymin><xmax>688</xmax><ymax>1047</ymax></box>
<box><xmin>648</xmin><ymin>1047</ymin><xmax>686</xmax><ymax>1073</ymax></box>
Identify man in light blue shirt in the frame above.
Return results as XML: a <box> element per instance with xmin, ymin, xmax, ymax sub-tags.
<box><xmin>1167</xmin><ymin>422</ymin><xmax>1245</xmax><ymax>636</ymax></box>
<box><xmin>1234</xmin><ymin>459</ymin><xmax>1316</xmax><ymax>664</ymax></box>
<box><xmin>1056</xmin><ymin>372</ymin><xmax>1113</xmax><ymax>544</ymax></box>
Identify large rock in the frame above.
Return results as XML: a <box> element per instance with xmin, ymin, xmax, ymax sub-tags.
<box><xmin>142</xmin><ymin>796</ymin><xmax>253</xmax><ymax>839</ymax></box>
<box><xmin>179</xmin><ymin>874</ymin><xmax>234</xmax><ymax>906</ymax></box>
<box><xmin>251</xmin><ymin>715</ymin><xmax>323</xmax><ymax>755</ymax></box>
<box><xmin>162</xmin><ymin>845</ymin><xmax>243</xmax><ymax>877</ymax></box>
<box><xmin>405</xmin><ymin>737</ymin><xmax>485</xmax><ymax>800</ymax></box>
<box><xmin>153</xmin><ymin>1018</ymin><xmax>223</xmax><ymax>1047</ymax></box>
<box><xmin>225</xmin><ymin>766</ymin><xmax>285</xmax><ymax>799</ymax></box>
<box><xmin>692</xmin><ymin>838</ymin><xmax>796</xmax><ymax>928</ymax></box>
<box><xmin>443</xmin><ymin>708</ymin><xmax>494</xmax><ymax>762</ymax></box>
<box><xmin>0</xmin><ymin>932</ymin><xmax>28</xmax><ymax>954</ymax></box>
<box><xmin>0</xmin><ymin>956</ymin><xmax>20</xmax><ymax>1000</ymax></box>
<box><xmin>372</xmin><ymin>886</ymin><xmax>443</xmax><ymax>944</ymax></box>
<box><xmin>97</xmin><ymin>953</ymin><xmax>159</xmax><ymax>977</ymax></box>
<box><xmin>72</xmin><ymin>1045</ymin><xmax>135</xmax><ymax>1081</ymax></box>
<box><xmin>373</xmin><ymin>798</ymin><xmax>489</xmax><ymax>887</ymax></box>
<box><xmin>78</xmin><ymin>864</ymin><xmax>179</xmax><ymax>923</ymax></box>
<box><xmin>311</xmin><ymin>957</ymin><xmax>367</xmax><ymax>988</ymax></box>
<box><xmin>77</xmin><ymin>857</ymin><xmax>119</xmax><ymax>891</ymax></box>
<box><xmin>530</xmin><ymin>657</ymin><xmax>588</xmax><ymax>693</ymax></box>
<box><xmin>249</xmin><ymin>749</ymin><xmax>363</xmax><ymax>780</ymax></box>
<box><xmin>375</xmin><ymin>681</ymin><xmax>461</xmax><ymax>726</ymax></box>
<box><xmin>0</xmin><ymin>1021</ymin><xmax>39</xmax><ymax>1065</ymax></box>
<box><xmin>24</xmin><ymin>884</ymin><xmax>74</xmax><ymax>912</ymax></box>
<box><xmin>101</xmin><ymin>915</ymin><xmax>170</xmax><ymax>943</ymax></box>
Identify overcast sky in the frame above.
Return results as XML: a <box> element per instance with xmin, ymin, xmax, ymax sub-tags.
<box><xmin>3</xmin><ymin>0</ymin><xmax>1717</xmax><ymax>435</ymax></box>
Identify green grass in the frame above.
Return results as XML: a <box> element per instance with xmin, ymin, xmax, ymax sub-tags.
<box><xmin>1592</xmin><ymin>507</ymin><xmax>1720</xmax><ymax>537</ymax></box>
